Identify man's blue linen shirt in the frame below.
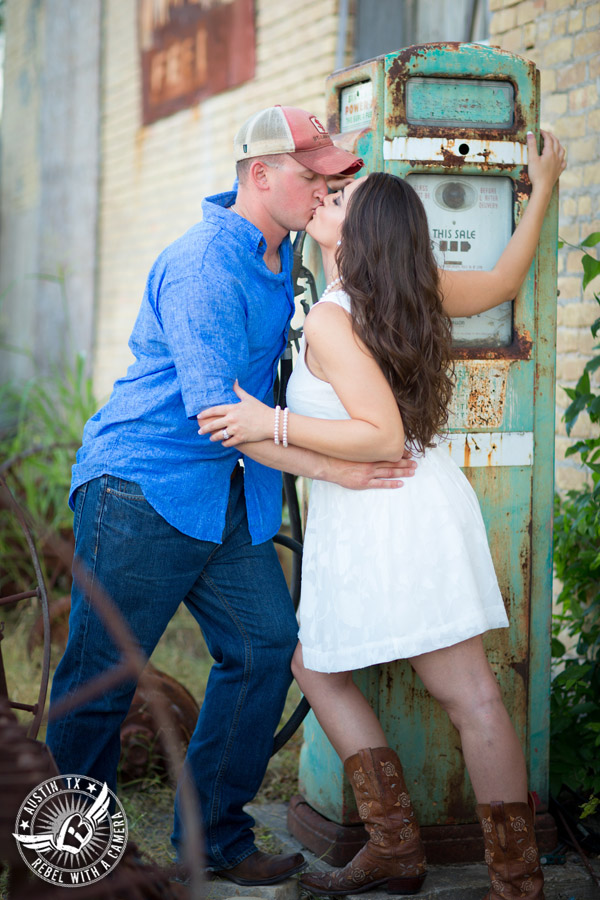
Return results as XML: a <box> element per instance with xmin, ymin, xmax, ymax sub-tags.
<box><xmin>70</xmin><ymin>192</ymin><xmax>295</xmax><ymax>544</ymax></box>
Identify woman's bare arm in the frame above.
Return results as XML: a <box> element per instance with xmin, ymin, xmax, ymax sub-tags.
<box><xmin>235</xmin><ymin>437</ymin><xmax>415</xmax><ymax>490</ymax></box>
<box><xmin>199</xmin><ymin>302</ymin><xmax>405</xmax><ymax>462</ymax></box>
<box><xmin>439</xmin><ymin>130</ymin><xmax>566</xmax><ymax>318</ymax></box>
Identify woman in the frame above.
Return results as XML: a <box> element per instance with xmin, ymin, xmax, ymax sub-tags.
<box><xmin>198</xmin><ymin>132</ymin><xmax>565</xmax><ymax>899</ymax></box>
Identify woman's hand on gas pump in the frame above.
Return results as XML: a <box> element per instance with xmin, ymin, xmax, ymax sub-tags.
<box><xmin>198</xmin><ymin>381</ymin><xmax>273</xmax><ymax>446</ymax></box>
<box><xmin>527</xmin><ymin>130</ymin><xmax>567</xmax><ymax>191</ymax></box>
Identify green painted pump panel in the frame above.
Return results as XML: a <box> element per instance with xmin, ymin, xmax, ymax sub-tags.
<box><xmin>297</xmin><ymin>43</ymin><xmax>558</xmax><ymax>833</ymax></box>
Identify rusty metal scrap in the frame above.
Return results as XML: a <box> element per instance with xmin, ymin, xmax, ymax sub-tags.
<box><xmin>0</xmin><ymin>475</ymin><xmax>51</xmax><ymax>739</ymax></box>
<box><xmin>45</xmin><ymin>547</ymin><xmax>206</xmax><ymax>897</ymax></box>
<box><xmin>26</xmin><ymin>592</ymin><xmax>203</xmax><ymax>786</ymax></box>
<box><xmin>120</xmin><ymin>664</ymin><xmax>200</xmax><ymax>785</ymax></box>
<box><xmin>0</xmin><ymin>485</ymin><xmax>205</xmax><ymax>897</ymax></box>
<box><xmin>27</xmin><ymin>594</ymin><xmax>71</xmax><ymax>655</ymax></box>
<box><xmin>0</xmin><ymin>704</ymin><xmax>190</xmax><ymax>899</ymax></box>
<box><xmin>0</xmin><ymin>700</ymin><xmax>59</xmax><ymax>893</ymax></box>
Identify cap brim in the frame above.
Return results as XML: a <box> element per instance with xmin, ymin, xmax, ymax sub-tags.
<box><xmin>290</xmin><ymin>145</ymin><xmax>364</xmax><ymax>176</ymax></box>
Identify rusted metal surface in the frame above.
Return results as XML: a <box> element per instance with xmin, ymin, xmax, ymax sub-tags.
<box><xmin>385</xmin><ymin>42</ymin><xmax>534</xmax><ymax>138</ymax></box>
<box><xmin>451</xmin><ymin>360</ymin><xmax>510</xmax><ymax>428</ymax></box>
<box><xmin>0</xmin><ymin>700</ymin><xmax>60</xmax><ymax>895</ymax></box>
<box><xmin>287</xmin><ymin>795</ymin><xmax>367</xmax><ymax>867</ymax></box>
<box><xmin>295</xmin><ymin>43</ymin><xmax>555</xmax><ymax>846</ymax></box>
<box><xmin>451</xmin><ymin>327</ymin><xmax>533</xmax><ymax>360</ymax></box>
<box><xmin>384</xmin><ymin>136</ymin><xmax>530</xmax><ymax>169</ymax></box>
<box><xmin>0</xmin><ymin>476</ymin><xmax>51</xmax><ymax>739</ymax></box>
<box><xmin>510</xmin><ymin>658</ymin><xmax>530</xmax><ymax>688</ymax></box>
<box><xmin>0</xmin><ymin>590</ymin><xmax>38</xmax><ymax>606</ymax></box>
<box><xmin>120</xmin><ymin>663</ymin><xmax>200</xmax><ymax>785</ymax></box>
<box><xmin>0</xmin><ymin>488</ymin><xmax>205</xmax><ymax>895</ymax></box>
<box><xmin>46</xmin><ymin>548</ymin><xmax>205</xmax><ymax>896</ymax></box>
<box><xmin>26</xmin><ymin>595</ymin><xmax>202</xmax><ymax>786</ymax></box>
<box><xmin>28</xmin><ymin>594</ymin><xmax>72</xmax><ymax>655</ymax></box>
<box><xmin>139</xmin><ymin>0</ymin><xmax>255</xmax><ymax>125</ymax></box>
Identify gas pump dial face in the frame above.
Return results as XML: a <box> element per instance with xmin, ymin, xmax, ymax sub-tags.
<box><xmin>407</xmin><ymin>173</ymin><xmax>514</xmax><ymax>347</ymax></box>
<box><xmin>434</xmin><ymin>180</ymin><xmax>478</xmax><ymax>212</ymax></box>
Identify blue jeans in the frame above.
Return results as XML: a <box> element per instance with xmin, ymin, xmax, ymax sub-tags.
<box><xmin>46</xmin><ymin>472</ymin><xmax>297</xmax><ymax>868</ymax></box>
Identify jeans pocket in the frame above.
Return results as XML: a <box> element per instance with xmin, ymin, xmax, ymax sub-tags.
<box><xmin>72</xmin><ymin>481</ymin><xmax>89</xmax><ymax>541</ymax></box>
<box><xmin>104</xmin><ymin>476</ymin><xmax>146</xmax><ymax>500</ymax></box>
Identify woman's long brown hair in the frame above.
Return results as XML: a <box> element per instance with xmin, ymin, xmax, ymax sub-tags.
<box><xmin>337</xmin><ymin>172</ymin><xmax>454</xmax><ymax>453</ymax></box>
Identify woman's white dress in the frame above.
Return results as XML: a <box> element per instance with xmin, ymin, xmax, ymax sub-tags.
<box><xmin>285</xmin><ymin>290</ymin><xmax>509</xmax><ymax>674</ymax></box>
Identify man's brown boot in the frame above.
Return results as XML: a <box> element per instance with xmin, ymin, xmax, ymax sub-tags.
<box><xmin>476</xmin><ymin>794</ymin><xmax>545</xmax><ymax>899</ymax></box>
<box><xmin>300</xmin><ymin>746</ymin><xmax>426</xmax><ymax>896</ymax></box>
<box><xmin>212</xmin><ymin>849</ymin><xmax>306</xmax><ymax>885</ymax></box>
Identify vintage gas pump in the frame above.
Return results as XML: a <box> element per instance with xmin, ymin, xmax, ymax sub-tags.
<box><xmin>289</xmin><ymin>43</ymin><xmax>558</xmax><ymax>862</ymax></box>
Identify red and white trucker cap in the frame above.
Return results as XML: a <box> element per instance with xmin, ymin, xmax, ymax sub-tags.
<box><xmin>234</xmin><ymin>106</ymin><xmax>364</xmax><ymax>176</ymax></box>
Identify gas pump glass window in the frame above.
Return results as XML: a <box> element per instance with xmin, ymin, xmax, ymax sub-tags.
<box><xmin>407</xmin><ymin>174</ymin><xmax>513</xmax><ymax>347</ymax></box>
<box><xmin>406</xmin><ymin>77</ymin><xmax>514</xmax><ymax>128</ymax></box>
<box><xmin>340</xmin><ymin>82</ymin><xmax>373</xmax><ymax>133</ymax></box>
<box><xmin>404</xmin><ymin>76</ymin><xmax>515</xmax><ymax>348</ymax></box>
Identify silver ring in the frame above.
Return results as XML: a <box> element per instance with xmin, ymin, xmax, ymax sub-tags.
<box><xmin>222</xmin><ymin>428</ymin><xmax>230</xmax><ymax>441</ymax></box>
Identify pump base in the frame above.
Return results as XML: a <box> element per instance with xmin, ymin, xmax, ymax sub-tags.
<box><xmin>287</xmin><ymin>794</ymin><xmax>557</xmax><ymax>866</ymax></box>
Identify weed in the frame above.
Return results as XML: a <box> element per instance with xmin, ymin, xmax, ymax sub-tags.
<box><xmin>551</xmin><ymin>232</ymin><xmax>600</xmax><ymax>803</ymax></box>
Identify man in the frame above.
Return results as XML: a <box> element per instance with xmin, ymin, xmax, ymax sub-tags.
<box><xmin>46</xmin><ymin>106</ymin><xmax>416</xmax><ymax>887</ymax></box>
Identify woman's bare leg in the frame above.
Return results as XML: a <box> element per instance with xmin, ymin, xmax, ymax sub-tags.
<box><xmin>292</xmin><ymin>642</ymin><xmax>387</xmax><ymax>760</ymax></box>
<box><xmin>409</xmin><ymin>635</ymin><xmax>527</xmax><ymax>804</ymax></box>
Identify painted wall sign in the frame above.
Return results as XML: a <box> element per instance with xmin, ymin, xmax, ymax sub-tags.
<box><xmin>139</xmin><ymin>0</ymin><xmax>256</xmax><ymax>126</ymax></box>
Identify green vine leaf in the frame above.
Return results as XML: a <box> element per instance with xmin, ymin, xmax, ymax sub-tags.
<box><xmin>586</xmin><ymin>353</ymin><xmax>600</xmax><ymax>374</ymax></box>
<box><xmin>582</xmin><ymin>254</ymin><xmax>600</xmax><ymax>292</ymax></box>
<box><xmin>580</xmin><ymin>232</ymin><xmax>600</xmax><ymax>248</ymax></box>
<box><xmin>552</xmin><ymin>231</ymin><xmax>600</xmax><ymax>804</ymax></box>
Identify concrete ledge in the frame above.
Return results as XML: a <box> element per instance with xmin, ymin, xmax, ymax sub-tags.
<box><xmin>205</xmin><ymin>881</ymin><xmax>297</xmax><ymax>900</ymax></box>
<box><xmin>247</xmin><ymin>801</ymin><xmax>600</xmax><ymax>900</ymax></box>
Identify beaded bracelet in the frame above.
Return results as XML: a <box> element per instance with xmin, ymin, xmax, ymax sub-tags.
<box><xmin>282</xmin><ymin>407</ymin><xmax>289</xmax><ymax>448</ymax></box>
<box><xmin>274</xmin><ymin>405</ymin><xmax>281</xmax><ymax>445</ymax></box>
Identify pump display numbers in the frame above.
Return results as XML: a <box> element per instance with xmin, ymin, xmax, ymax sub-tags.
<box><xmin>407</xmin><ymin>174</ymin><xmax>513</xmax><ymax>347</ymax></box>
<box><xmin>406</xmin><ymin>77</ymin><xmax>514</xmax><ymax>128</ymax></box>
<box><xmin>340</xmin><ymin>82</ymin><xmax>373</xmax><ymax>132</ymax></box>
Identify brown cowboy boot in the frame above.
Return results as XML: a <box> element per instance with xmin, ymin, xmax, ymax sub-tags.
<box><xmin>300</xmin><ymin>746</ymin><xmax>426</xmax><ymax>896</ymax></box>
<box><xmin>477</xmin><ymin>794</ymin><xmax>545</xmax><ymax>899</ymax></box>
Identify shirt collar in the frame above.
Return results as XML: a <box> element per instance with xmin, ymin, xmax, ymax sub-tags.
<box><xmin>202</xmin><ymin>192</ymin><xmax>293</xmax><ymax>277</ymax></box>
<box><xmin>203</xmin><ymin>191</ymin><xmax>273</xmax><ymax>261</ymax></box>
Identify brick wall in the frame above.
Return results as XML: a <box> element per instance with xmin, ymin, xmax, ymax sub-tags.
<box><xmin>489</xmin><ymin>0</ymin><xmax>600</xmax><ymax>490</ymax></box>
<box><xmin>3</xmin><ymin>0</ymin><xmax>596</xmax><ymax>485</ymax></box>
<box><xmin>94</xmin><ymin>0</ymin><xmax>340</xmax><ymax>400</ymax></box>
